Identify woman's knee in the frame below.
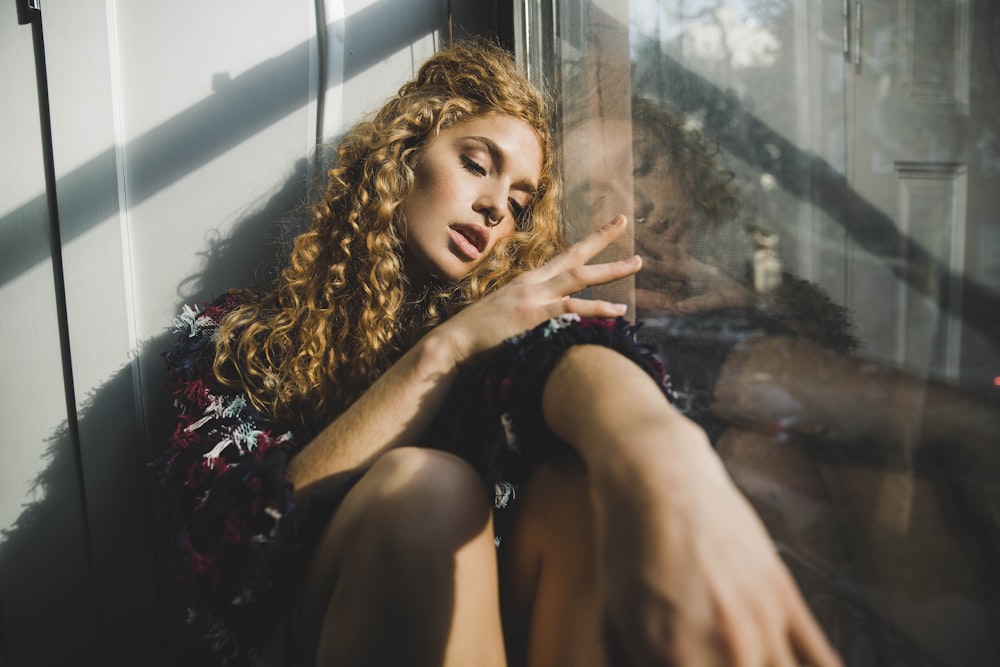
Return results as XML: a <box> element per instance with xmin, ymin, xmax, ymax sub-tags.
<box><xmin>343</xmin><ymin>447</ymin><xmax>492</xmax><ymax>553</ymax></box>
<box><xmin>301</xmin><ymin>448</ymin><xmax>494</xmax><ymax>627</ymax></box>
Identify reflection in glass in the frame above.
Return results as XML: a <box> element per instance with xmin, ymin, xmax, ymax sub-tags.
<box><xmin>532</xmin><ymin>0</ymin><xmax>1000</xmax><ymax>663</ymax></box>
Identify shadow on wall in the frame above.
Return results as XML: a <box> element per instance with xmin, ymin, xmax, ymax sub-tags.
<box><xmin>0</xmin><ymin>153</ymin><xmax>318</xmax><ymax>666</ymax></box>
<box><xmin>1</xmin><ymin>1</ymin><xmax>449</xmax><ymax>664</ymax></box>
<box><xmin>0</xmin><ymin>0</ymin><xmax>447</xmax><ymax>292</ymax></box>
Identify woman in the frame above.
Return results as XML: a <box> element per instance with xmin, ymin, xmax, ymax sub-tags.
<box><xmin>154</xmin><ymin>42</ymin><xmax>840</xmax><ymax>667</ymax></box>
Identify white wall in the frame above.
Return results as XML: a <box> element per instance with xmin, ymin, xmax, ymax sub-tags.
<box><xmin>0</xmin><ymin>3</ymin><xmax>99</xmax><ymax>664</ymax></box>
<box><xmin>0</xmin><ymin>1</ymin><xmax>452</xmax><ymax>664</ymax></box>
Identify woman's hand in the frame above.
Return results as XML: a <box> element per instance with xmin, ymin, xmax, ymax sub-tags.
<box><xmin>599</xmin><ymin>444</ymin><xmax>842</xmax><ymax>667</ymax></box>
<box><xmin>437</xmin><ymin>214</ymin><xmax>642</xmax><ymax>364</ymax></box>
<box><xmin>543</xmin><ymin>345</ymin><xmax>842</xmax><ymax>667</ymax></box>
<box><xmin>635</xmin><ymin>219</ymin><xmax>759</xmax><ymax>313</ymax></box>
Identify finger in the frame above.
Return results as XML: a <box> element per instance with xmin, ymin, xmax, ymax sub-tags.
<box><xmin>674</xmin><ymin>289</ymin><xmax>756</xmax><ymax>313</ymax></box>
<box><xmin>543</xmin><ymin>254</ymin><xmax>642</xmax><ymax>298</ymax></box>
<box><xmin>547</xmin><ymin>296</ymin><xmax>629</xmax><ymax>320</ymax></box>
<box><xmin>635</xmin><ymin>224</ymin><xmax>691</xmax><ymax>264</ymax></box>
<box><xmin>642</xmin><ymin>254</ymin><xmax>701</xmax><ymax>281</ymax></box>
<box><xmin>714</xmin><ymin>589</ymin><xmax>768</xmax><ymax>667</ymax></box>
<box><xmin>770</xmin><ymin>634</ymin><xmax>800</xmax><ymax>667</ymax></box>
<box><xmin>759</xmin><ymin>587</ymin><xmax>800</xmax><ymax>667</ymax></box>
<box><xmin>535</xmin><ymin>214</ymin><xmax>630</xmax><ymax>280</ymax></box>
<box><xmin>787</xmin><ymin>594</ymin><xmax>844</xmax><ymax>667</ymax></box>
<box><xmin>635</xmin><ymin>288</ymin><xmax>679</xmax><ymax>311</ymax></box>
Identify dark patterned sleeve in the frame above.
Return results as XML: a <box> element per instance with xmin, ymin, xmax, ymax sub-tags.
<box><xmin>429</xmin><ymin>314</ymin><xmax>674</xmax><ymax>510</ymax></box>
<box><xmin>151</xmin><ymin>295</ymin><xmax>300</xmax><ymax>663</ymax></box>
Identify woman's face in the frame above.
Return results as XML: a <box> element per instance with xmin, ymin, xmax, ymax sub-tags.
<box><xmin>399</xmin><ymin>113</ymin><xmax>542</xmax><ymax>284</ymax></box>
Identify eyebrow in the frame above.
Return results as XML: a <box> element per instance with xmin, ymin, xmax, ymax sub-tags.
<box><xmin>464</xmin><ymin>135</ymin><xmax>539</xmax><ymax>196</ymax></box>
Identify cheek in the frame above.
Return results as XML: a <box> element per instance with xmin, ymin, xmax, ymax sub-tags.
<box><xmin>398</xmin><ymin>181</ymin><xmax>435</xmax><ymax>231</ymax></box>
<box><xmin>490</xmin><ymin>226</ymin><xmax>516</xmax><ymax>253</ymax></box>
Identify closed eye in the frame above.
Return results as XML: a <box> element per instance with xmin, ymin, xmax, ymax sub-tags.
<box><xmin>460</xmin><ymin>154</ymin><xmax>487</xmax><ymax>176</ymax></box>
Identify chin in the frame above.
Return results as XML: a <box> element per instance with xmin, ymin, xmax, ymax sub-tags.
<box><xmin>437</xmin><ymin>265</ymin><xmax>474</xmax><ymax>284</ymax></box>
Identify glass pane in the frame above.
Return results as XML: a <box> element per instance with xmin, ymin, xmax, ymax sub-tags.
<box><xmin>523</xmin><ymin>0</ymin><xmax>1000</xmax><ymax>663</ymax></box>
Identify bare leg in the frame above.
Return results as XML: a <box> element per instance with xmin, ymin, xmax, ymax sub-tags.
<box><xmin>501</xmin><ymin>455</ymin><xmax>605</xmax><ymax>667</ymax></box>
<box><xmin>300</xmin><ymin>447</ymin><xmax>507</xmax><ymax>667</ymax></box>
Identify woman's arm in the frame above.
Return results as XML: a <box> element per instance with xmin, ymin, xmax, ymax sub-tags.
<box><xmin>542</xmin><ymin>344</ymin><xmax>843</xmax><ymax>667</ymax></box>
<box><xmin>287</xmin><ymin>215</ymin><xmax>642</xmax><ymax>501</ymax></box>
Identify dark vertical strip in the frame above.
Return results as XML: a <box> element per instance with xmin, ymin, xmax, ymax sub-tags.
<box><xmin>28</xmin><ymin>3</ymin><xmax>99</xmax><ymax>624</ymax></box>
<box><xmin>313</xmin><ymin>0</ymin><xmax>328</xmax><ymax>150</ymax></box>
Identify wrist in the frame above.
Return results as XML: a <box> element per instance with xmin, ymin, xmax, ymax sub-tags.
<box><xmin>419</xmin><ymin>321</ymin><xmax>468</xmax><ymax>369</ymax></box>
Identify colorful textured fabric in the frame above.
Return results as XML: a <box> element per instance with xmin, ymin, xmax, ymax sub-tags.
<box><xmin>151</xmin><ymin>299</ymin><xmax>674</xmax><ymax>664</ymax></box>
<box><xmin>152</xmin><ymin>295</ymin><xmax>302</xmax><ymax>663</ymax></box>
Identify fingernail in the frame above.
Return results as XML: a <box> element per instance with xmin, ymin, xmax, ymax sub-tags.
<box><xmin>609</xmin><ymin>214</ymin><xmax>626</xmax><ymax>226</ymax></box>
<box><xmin>613</xmin><ymin>303</ymin><xmax>627</xmax><ymax>313</ymax></box>
<box><xmin>627</xmin><ymin>254</ymin><xmax>642</xmax><ymax>266</ymax></box>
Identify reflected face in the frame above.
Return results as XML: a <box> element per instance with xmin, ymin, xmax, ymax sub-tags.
<box><xmin>564</xmin><ymin>116</ymin><xmax>694</xmax><ymax>251</ymax></box>
<box><xmin>632</xmin><ymin>132</ymin><xmax>695</xmax><ymax>250</ymax></box>
<box><xmin>564</xmin><ymin>115</ymin><xmax>700</xmax><ymax>305</ymax></box>
<box><xmin>399</xmin><ymin>114</ymin><xmax>542</xmax><ymax>284</ymax></box>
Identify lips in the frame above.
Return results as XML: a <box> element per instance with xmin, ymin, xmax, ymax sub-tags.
<box><xmin>449</xmin><ymin>223</ymin><xmax>489</xmax><ymax>255</ymax></box>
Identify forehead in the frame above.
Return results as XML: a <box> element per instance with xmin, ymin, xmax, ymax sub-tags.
<box><xmin>438</xmin><ymin>114</ymin><xmax>543</xmax><ymax>179</ymax></box>
<box><xmin>564</xmin><ymin>116</ymin><xmax>631</xmax><ymax>162</ymax></box>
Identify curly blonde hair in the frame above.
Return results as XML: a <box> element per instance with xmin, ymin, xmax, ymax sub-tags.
<box><xmin>213</xmin><ymin>41</ymin><xmax>564</xmax><ymax>429</ymax></box>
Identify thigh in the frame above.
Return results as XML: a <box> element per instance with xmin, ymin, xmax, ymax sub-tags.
<box><xmin>501</xmin><ymin>454</ymin><xmax>605</xmax><ymax>667</ymax></box>
<box><xmin>298</xmin><ymin>447</ymin><xmax>505</xmax><ymax>666</ymax></box>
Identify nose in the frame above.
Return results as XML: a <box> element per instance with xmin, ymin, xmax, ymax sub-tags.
<box><xmin>475</xmin><ymin>182</ymin><xmax>512</xmax><ymax>228</ymax></box>
<box><xmin>634</xmin><ymin>189</ymin><xmax>654</xmax><ymax>224</ymax></box>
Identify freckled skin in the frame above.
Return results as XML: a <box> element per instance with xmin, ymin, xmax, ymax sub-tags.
<box><xmin>399</xmin><ymin>114</ymin><xmax>542</xmax><ymax>285</ymax></box>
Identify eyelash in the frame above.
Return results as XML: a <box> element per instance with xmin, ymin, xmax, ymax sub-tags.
<box><xmin>461</xmin><ymin>154</ymin><xmax>531</xmax><ymax>227</ymax></box>
<box><xmin>460</xmin><ymin>154</ymin><xmax>487</xmax><ymax>176</ymax></box>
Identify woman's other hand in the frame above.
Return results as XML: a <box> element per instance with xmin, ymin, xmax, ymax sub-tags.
<box><xmin>543</xmin><ymin>345</ymin><xmax>843</xmax><ymax>667</ymax></box>
<box><xmin>599</xmin><ymin>443</ymin><xmax>842</xmax><ymax>667</ymax></box>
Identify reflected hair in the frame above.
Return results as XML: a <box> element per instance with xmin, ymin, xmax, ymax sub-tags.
<box><xmin>630</xmin><ymin>96</ymin><xmax>739</xmax><ymax>227</ymax></box>
<box><xmin>213</xmin><ymin>41</ymin><xmax>563</xmax><ymax>429</ymax></box>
